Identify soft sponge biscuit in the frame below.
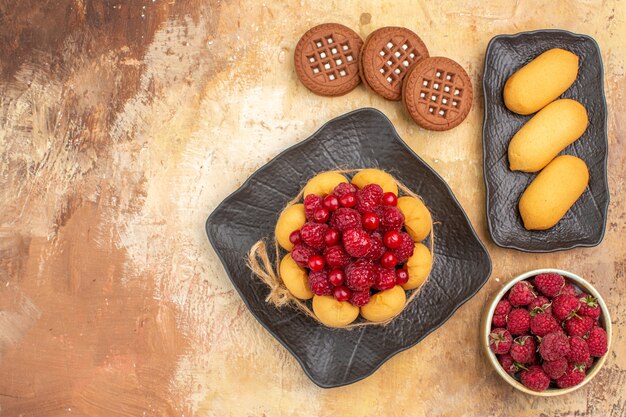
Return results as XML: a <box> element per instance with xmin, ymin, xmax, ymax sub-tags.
<box><xmin>312</xmin><ymin>295</ymin><xmax>359</xmax><ymax>327</ymax></box>
<box><xmin>397</xmin><ymin>196</ymin><xmax>432</xmax><ymax>242</ymax></box>
<box><xmin>360</xmin><ymin>285</ymin><xmax>406</xmax><ymax>322</ymax></box>
<box><xmin>302</xmin><ymin>171</ymin><xmax>348</xmax><ymax>197</ymax></box>
<box><xmin>275</xmin><ymin>203</ymin><xmax>306</xmax><ymax>251</ymax></box>
<box><xmin>279</xmin><ymin>254</ymin><xmax>313</xmax><ymax>300</ymax></box>
<box><xmin>519</xmin><ymin>155</ymin><xmax>589</xmax><ymax>230</ymax></box>
<box><xmin>504</xmin><ymin>48</ymin><xmax>579</xmax><ymax>115</ymax></box>
<box><xmin>351</xmin><ymin>169</ymin><xmax>398</xmax><ymax>195</ymax></box>
<box><xmin>402</xmin><ymin>243</ymin><xmax>433</xmax><ymax>290</ymax></box>
<box><xmin>509</xmin><ymin>99</ymin><xmax>588</xmax><ymax>172</ymax></box>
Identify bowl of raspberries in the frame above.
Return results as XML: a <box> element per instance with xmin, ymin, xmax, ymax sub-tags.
<box><xmin>483</xmin><ymin>269</ymin><xmax>612</xmax><ymax>395</ymax></box>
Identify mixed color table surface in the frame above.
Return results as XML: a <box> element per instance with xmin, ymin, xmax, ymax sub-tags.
<box><xmin>0</xmin><ymin>1</ymin><xmax>624</xmax><ymax>416</ymax></box>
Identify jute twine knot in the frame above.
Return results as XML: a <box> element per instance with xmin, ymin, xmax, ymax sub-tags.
<box><xmin>246</xmin><ymin>169</ymin><xmax>435</xmax><ymax>328</ymax></box>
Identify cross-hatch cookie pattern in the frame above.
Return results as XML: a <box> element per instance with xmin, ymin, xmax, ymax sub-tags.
<box><xmin>378</xmin><ymin>39</ymin><xmax>421</xmax><ymax>87</ymax></box>
<box><xmin>306</xmin><ymin>35</ymin><xmax>355</xmax><ymax>82</ymax></box>
<box><xmin>417</xmin><ymin>68</ymin><xmax>464</xmax><ymax>119</ymax></box>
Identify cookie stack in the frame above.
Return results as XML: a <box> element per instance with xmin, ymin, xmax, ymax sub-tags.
<box><xmin>294</xmin><ymin>23</ymin><xmax>473</xmax><ymax>131</ymax></box>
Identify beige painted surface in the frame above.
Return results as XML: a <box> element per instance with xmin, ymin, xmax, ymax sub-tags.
<box><xmin>0</xmin><ymin>0</ymin><xmax>624</xmax><ymax>416</ymax></box>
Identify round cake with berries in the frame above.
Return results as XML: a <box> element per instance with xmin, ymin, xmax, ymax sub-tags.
<box><xmin>272</xmin><ymin>169</ymin><xmax>433</xmax><ymax>327</ymax></box>
<box><xmin>487</xmin><ymin>271</ymin><xmax>610</xmax><ymax>393</ymax></box>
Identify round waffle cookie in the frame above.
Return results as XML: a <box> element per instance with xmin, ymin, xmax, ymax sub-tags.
<box><xmin>359</xmin><ymin>27</ymin><xmax>429</xmax><ymax>101</ymax></box>
<box><xmin>402</xmin><ymin>57</ymin><xmax>473</xmax><ymax>131</ymax></box>
<box><xmin>294</xmin><ymin>23</ymin><xmax>364</xmax><ymax>97</ymax></box>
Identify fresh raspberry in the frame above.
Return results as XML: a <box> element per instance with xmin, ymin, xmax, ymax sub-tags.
<box><xmin>303</xmin><ymin>194</ymin><xmax>323</xmax><ymax>221</ymax></box>
<box><xmin>393</xmin><ymin>232</ymin><xmax>415</xmax><ymax>263</ymax></box>
<box><xmin>560</xmin><ymin>282</ymin><xmax>579</xmax><ymax>297</ymax></box>
<box><xmin>349</xmin><ymin>290</ymin><xmax>371</xmax><ymax>307</ymax></box>
<box><xmin>492</xmin><ymin>314</ymin><xmax>507</xmax><ymax>328</ymax></box>
<box><xmin>566</xmin><ymin>336</ymin><xmax>590</xmax><ymax>364</ymax></box>
<box><xmin>308</xmin><ymin>270</ymin><xmax>332</xmax><ymax>296</ymax></box>
<box><xmin>507</xmin><ymin>308</ymin><xmax>531</xmax><ymax>336</ymax></box>
<box><xmin>564</xmin><ymin>315</ymin><xmax>593</xmax><ymax>337</ymax></box>
<box><xmin>534</xmin><ymin>272</ymin><xmax>565</xmax><ymax>298</ymax></box>
<box><xmin>552</xmin><ymin>294</ymin><xmax>580</xmax><ymax>320</ymax></box>
<box><xmin>510</xmin><ymin>336</ymin><xmax>536</xmax><ymax>364</ymax></box>
<box><xmin>323</xmin><ymin>245</ymin><xmax>351</xmax><ymax>269</ymax></box>
<box><xmin>528</xmin><ymin>295</ymin><xmax>551</xmax><ymax>315</ymax></box>
<box><xmin>378</xmin><ymin>206</ymin><xmax>404</xmax><ymax>232</ymax></box>
<box><xmin>586</xmin><ymin>327</ymin><xmax>608</xmax><ymax>357</ymax></box>
<box><xmin>555</xmin><ymin>363</ymin><xmax>586</xmax><ymax>388</ymax></box>
<box><xmin>299</xmin><ymin>222</ymin><xmax>329</xmax><ymax>249</ymax></box>
<box><xmin>584</xmin><ymin>355</ymin><xmax>594</xmax><ymax>370</ymax></box>
<box><xmin>355</xmin><ymin>184</ymin><xmax>383</xmax><ymax>213</ymax></box>
<box><xmin>342</xmin><ymin>228</ymin><xmax>372</xmax><ymax>257</ymax></box>
<box><xmin>542</xmin><ymin>357</ymin><xmax>568</xmax><ymax>379</ymax></box>
<box><xmin>498</xmin><ymin>353</ymin><xmax>520</xmax><ymax>375</ymax></box>
<box><xmin>530</xmin><ymin>311</ymin><xmax>560</xmax><ymax>337</ymax></box>
<box><xmin>578</xmin><ymin>294</ymin><xmax>601</xmax><ymax>319</ymax></box>
<box><xmin>508</xmin><ymin>281</ymin><xmax>535</xmax><ymax>306</ymax></box>
<box><xmin>539</xmin><ymin>332</ymin><xmax>570</xmax><ymax>361</ymax></box>
<box><xmin>345</xmin><ymin>260</ymin><xmax>376</xmax><ymax>291</ymax></box>
<box><xmin>375</xmin><ymin>266</ymin><xmax>397</xmax><ymax>291</ymax></box>
<box><xmin>495</xmin><ymin>299</ymin><xmax>512</xmax><ymax>316</ymax></box>
<box><xmin>520</xmin><ymin>365</ymin><xmax>551</xmax><ymax>392</ymax></box>
<box><xmin>364</xmin><ymin>232</ymin><xmax>386</xmax><ymax>261</ymax></box>
<box><xmin>333</xmin><ymin>182</ymin><xmax>357</xmax><ymax>198</ymax></box>
<box><xmin>489</xmin><ymin>328</ymin><xmax>513</xmax><ymax>354</ymax></box>
<box><xmin>330</xmin><ymin>208</ymin><xmax>362</xmax><ymax>232</ymax></box>
<box><xmin>291</xmin><ymin>244</ymin><xmax>318</xmax><ymax>267</ymax></box>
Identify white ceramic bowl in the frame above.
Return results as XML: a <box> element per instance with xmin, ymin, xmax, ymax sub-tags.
<box><xmin>482</xmin><ymin>268</ymin><xmax>612</xmax><ymax>396</ymax></box>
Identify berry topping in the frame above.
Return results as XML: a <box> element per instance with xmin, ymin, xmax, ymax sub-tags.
<box><xmin>323</xmin><ymin>245</ymin><xmax>351</xmax><ymax>269</ymax></box>
<box><xmin>300</xmin><ymin>222</ymin><xmax>329</xmax><ymax>249</ymax></box>
<box><xmin>393</xmin><ymin>232</ymin><xmax>415</xmax><ymax>263</ymax></box>
<box><xmin>507</xmin><ymin>308</ymin><xmax>531</xmax><ymax>336</ymax></box>
<box><xmin>560</xmin><ymin>282</ymin><xmax>579</xmax><ymax>297</ymax></box>
<box><xmin>489</xmin><ymin>328</ymin><xmax>513</xmax><ymax>354</ymax></box>
<box><xmin>552</xmin><ymin>294</ymin><xmax>580</xmax><ymax>320</ymax></box>
<box><xmin>339</xmin><ymin>192</ymin><xmax>357</xmax><ymax>208</ymax></box>
<box><xmin>508</xmin><ymin>281</ymin><xmax>535</xmax><ymax>306</ymax></box>
<box><xmin>328</xmin><ymin>269</ymin><xmax>345</xmax><ymax>287</ymax></box>
<box><xmin>342</xmin><ymin>228</ymin><xmax>373</xmax><ymax>257</ymax></box>
<box><xmin>380</xmin><ymin>251</ymin><xmax>398</xmax><ymax>269</ymax></box>
<box><xmin>308</xmin><ymin>270</ymin><xmax>332</xmax><ymax>296</ymax></box>
<box><xmin>333</xmin><ymin>285</ymin><xmax>352</xmax><ymax>301</ymax></box>
<box><xmin>383</xmin><ymin>230</ymin><xmax>402</xmax><ymax>249</ymax></box>
<box><xmin>291</xmin><ymin>244</ymin><xmax>317</xmax><ymax>267</ymax></box>
<box><xmin>329</xmin><ymin>208</ymin><xmax>361</xmax><ymax>232</ymax></box>
<box><xmin>322</xmin><ymin>194</ymin><xmax>340</xmax><ymax>211</ymax></box>
<box><xmin>382</xmin><ymin>191</ymin><xmax>398</xmax><ymax>206</ymax></box>
<box><xmin>349</xmin><ymin>290</ymin><xmax>371</xmax><ymax>307</ymax></box>
<box><xmin>333</xmin><ymin>182</ymin><xmax>357</xmax><ymax>198</ymax></box>
<box><xmin>492</xmin><ymin>314</ymin><xmax>507</xmax><ymax>328</ymax></box>
<box><xmin>355</xmin><ymin>184</ymin><xmax>383</xmax><ymax>213</ymax></box>
<box><xmin>395</xmin><ymin>267</ymin><xmax>409</xmax><ymax>285</ymax></box>
<box><xmin>289</xmin><ymin>230</ymin><xmax>302</xmax><ymax>245</ymax></box>
<box><xmin>534</xmin><ymin>272</ymin><xmax>565</xmax><ymax>298</ymax></box>
<box><xmin>520</xmin><ymin>365</ymin><xmax>551</xmax><ymax>392</ymax></box>
<box><xmin>375</xmin><ymin>267</ymin><xmax>397</xmax><ymax>291</ymax></box>
<box><xmin>362</xmin><ymin>212</ymin><xmax>381</xmax><ymax>230</ymax></box>
<box><xmin>364</xmin><ymin>232</ymin><xmax>386</xmax><ymax>261</ymax></box>
<box><xmin>379</xmin><ymin>206</ymin><xmax>405</xmax><ymax>232</ymax></box>
<box><xmin>539</xmin><ymin>332</ymin><xmax>570</xmax><ymax>361</ymax></box>
<box><xmin>323</xmin><ymin>228</ymin><xmax>341</xmax><ymax>246</ymax></box>
<box><xmin>528</xmin><ymin>295</ymin><xmax>551</xmax><ymax>315</ymax></box>
<box><xmin>307</xmin><ymin>255</ymin><xmax>325</xmax><ymax>272</ymax></box>
<box><xmin>303</xmin><ymin>194</ymin><xmax>323</xmax><ymax>221</ymax></box>
<box><xmin>345</xmin><ymin>259</ymin><xmax>376</xmax><ymax>291</ymax></box>
<box><xmin>313</xmin><ymin>207</ymin><xmax>330</xmax><ymax>223</ymax></box>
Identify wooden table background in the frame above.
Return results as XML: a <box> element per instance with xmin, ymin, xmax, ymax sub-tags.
<box><xmin>0</xmin><ymin>1</ymin><xmax>624</xmax><ymax>416</ymax></box>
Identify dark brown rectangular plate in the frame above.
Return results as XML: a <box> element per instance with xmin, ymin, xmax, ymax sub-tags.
<box><xmin>482</xmin><ymin>29</ymin><xmax>609</xmax><ymax>252</ymax></box>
